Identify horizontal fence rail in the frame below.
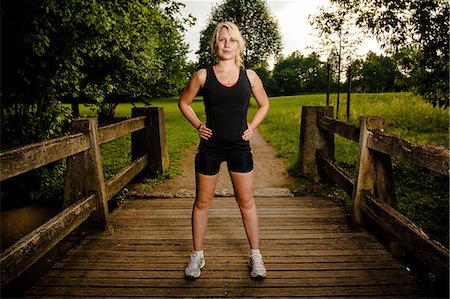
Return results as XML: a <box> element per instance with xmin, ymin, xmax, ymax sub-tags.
<box><xmin>0</xmin><ymin>133</ymin><xmax>90</xmax><ymax>181</ymax></box>
<box><xmin>299</xmin><ymin>106</ymin><xmax>449</xmax><ymax>280</ymax></box>
<box><xmin>0</xmin><ymin>107</ymin><xmax>168</xmax><ymax>289</ymax></box>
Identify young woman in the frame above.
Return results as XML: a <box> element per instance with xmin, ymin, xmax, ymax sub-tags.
<box><xmin>178</xmin><ymin>21</ymin><xmax>270</xmax><ymax>279</ymax></box>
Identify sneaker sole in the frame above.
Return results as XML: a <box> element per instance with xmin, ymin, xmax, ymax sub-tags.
<box><xmin>185</xmin><ymin>259</ymin><xmax>205</xmax><ymax>279</ymax></box>
<box><xmin>250</xmin><ymin>272</ymin><xmax>266</xmax><ymax>279</ymax></box>
<box><xmin>249</xmin><ymin>264</ymin><xmax>266</xmax><ymax>279</ymax></box>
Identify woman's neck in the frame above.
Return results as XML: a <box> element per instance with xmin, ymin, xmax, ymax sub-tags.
<box><xmin>215</xmin><ymin>60</ymin><xmax>238</xmax><ymax>72</ymax></box>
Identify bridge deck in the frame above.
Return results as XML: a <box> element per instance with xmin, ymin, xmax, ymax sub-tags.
<box><xmin>26</xmin><ymin>196</ymin><xmax>429</xmax><ymax>298</ymax></box>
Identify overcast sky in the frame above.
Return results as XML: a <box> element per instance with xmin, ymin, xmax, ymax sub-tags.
<box><xmin>179</xmin><ymin>0</ymin><xmax>381</xmax><ymax>64</ymax></box>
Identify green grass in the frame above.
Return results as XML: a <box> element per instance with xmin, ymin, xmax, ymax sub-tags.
<box><xmin>78</xmin><ymin>92</ymin><xmax>449</xmax><ymax>245</ymax></box>
<box><xmin>257</xmin><ymin>92</ymin><xmax>449</xmax><ymax>245</ymax></box>
<box><xmin>78</xmin><ymin>98</ymin><xmax>206</xmax><ymax>181</ymax></box>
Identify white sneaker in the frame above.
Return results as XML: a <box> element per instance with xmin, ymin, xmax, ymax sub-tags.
<box><xmin>185</xmin><ymin>251</ymin><xmax>205</xmax><ymax>278</ymax></box>
<box><xmin>249</xmin><ymin>252</ymin><xmax>267</xmax><ymax>279</ymax></box>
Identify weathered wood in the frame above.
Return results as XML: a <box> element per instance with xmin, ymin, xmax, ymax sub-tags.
<box><xmin>299</xmin><ymin>106</ymin><xmax>334</xmax><ymax>180</ymax></box>
<box><xmin>132</xmin><ymin>108</ymin><xmax>169</xmax><ymax>177</ymax></box>
<box><xmin>317</xmin><ymin>150</ymin><xmax>355</xmax><ymax>197</ymax></box>
<box><xmin>0</xmin><ymin>194</ymin><xmax>96</xmax><ymax>288</ymax></box>
<box><xmin>352</xmin><ymin>116</ymin><xmax>387</xmax><ymax>225</ymax></box>
<box><xmin>318</xmin><ymin>116</ymin><xmax>360</xmax><ymax>142</ymax></box>
<box><xmin>0</xmin><ymin>133</ymin><xmax>90</xmax><ymax>181</ymax></box>
<box><xmin>373</xmin><ymin>151</ymin><xmax>397</xmax><ymax>207</ymax></box>
<box><xmin>26</xmin><ymin>196</ymin><xmax>431</xmax><ymax>298</ymax></box>
<box><xmin>97</xmin><ymin>116</ymin><xmax>145</xmax><ymax>144</ymax></box>
<box><xmin>105</xmin><ymin>154</ymin><xmax>148</xmax><ymax>200</ymax></box>
<box><xmin>84</xmin><ymin>119</ymin><xmax>109</xmax><ymax>228</ymax></box>
<box><xmin>63</xmin><ymin>120</ymin><xmax>91</xmax><ymax>208</ymax></box>
<box><xmin>361</xmin><ymin>191</ymin><xmax>449</xmax><ymax>279</ymax></box>
<box><xmin>368</xmin><ymin>130</ymin><xmax>450</xmax><ymax>176</ymax></box>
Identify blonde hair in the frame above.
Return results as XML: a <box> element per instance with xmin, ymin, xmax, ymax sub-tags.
<box><xmin>210</xmin><ymin>22</ymin><xmax>245</xmax><ymax>67</ymax></box>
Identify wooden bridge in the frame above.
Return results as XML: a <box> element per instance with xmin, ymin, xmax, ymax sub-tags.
<box><xmin>1</xmin><ymin>106</ymin><xmax>448</xmax><ymax>297</ymax></box>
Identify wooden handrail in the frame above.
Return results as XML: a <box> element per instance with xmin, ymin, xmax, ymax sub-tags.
<box><xmin>316</xmin><ymin>151</ymin><xmax>354</xmax><ymax>197</ymax></box>
<box><xmin>98</xmin><ymin>116</ymin><xmax>145</xmax><ymax>144</ymax></box>
<box><xmin>367</xmin><ymin>130</ymin><xmax>449</xmax><ymax>176</ymax></box>
<box><xmin>361</xmin><ymin>191</ymin><xmax>449</xmax><ymax>278</ymax></box>
<box><xmin>317</xmin><ymin>116</ymin><xmax>360</xmax><ymax>142</ymax></box>
<box><xmin>299</xmin><ymin>106</ymin><xmax>449</xmax><ymax>280</ymax></box>
<box><xmin>0</xmin><ymin>107</ymin><xmax>168</xmax><ymax>289</ymax></box>
<box><xmin>0</xmin><ymin>133</ymin><xmax>90</xmax><ymax>181</ymax></box>
<box><xmin>0</xmin><ymin>194</ymin><xmax>97</xmax><ymax>287</ymax></box>
<box><xmin>105</xmin><ymin>154</ymin><xmax>149</xmax><ymax>200</ymax></box>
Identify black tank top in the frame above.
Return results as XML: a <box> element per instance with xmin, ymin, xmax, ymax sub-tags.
<box><xmin>201</xmin><ymin>66</ymin><xmax>251</xmax><ymax>145</ymax></box>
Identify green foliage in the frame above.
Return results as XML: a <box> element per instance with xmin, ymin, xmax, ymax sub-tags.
<box><xmin>272</xmin><ymin>52</ymin><xmax>328</xmax><ymax>95</ymax></box>
<box><xmin>258</xmin><ymin>92</ymin><xmax>448</xmax><ymax>244</ymax></box>
<box><xmin>196</xmin><ymin>0</ymin><xmax>283</xmax><ymax>68</ymax></box>
<box><xmin>1</xmin><ymin>0</ymin><xmax>193</xmax><ymax>150</ymax></box>
<box><xmin>350</xmin><ymin>52</ymin><xmax>407</xmax><ymax>92</ymax></box>
<box><xmin>329</xmin><ymin>0</ymin><xmax>449</xmax><ymax>108</ymax></box>
<box><xmin>1</xmin><ymin>1</ymin><xmax>194</xmax><ymax>206</ymax></box>
<box><xmin>309</xmin><ymin>4</ymin><xmax>364</xmax><ymax>82</ymax></box>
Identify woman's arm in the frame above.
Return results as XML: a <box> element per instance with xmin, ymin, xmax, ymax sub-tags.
<box><xmin>242</xmin><ymin>69</ymin><xmax>270</xmax><ymax>141</ymax></box>
<box><xmin>178</xmin><ymin>69</ymin><xmax>212</xmax><ymax>140</ymax></box>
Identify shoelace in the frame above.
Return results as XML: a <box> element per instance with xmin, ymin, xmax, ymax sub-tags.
<box><xmin>250</xmin><ymin>254</ymin><xmax>265</xmax><ymax>269</ymax></box>
<box><xmin>188</xmin><ymin>253</ymin><xmax>203</xmax><ymax>268</ymax></box>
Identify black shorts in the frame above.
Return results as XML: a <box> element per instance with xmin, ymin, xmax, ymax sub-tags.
<box><xmin>195</xmin><ymin>141</ymin><xmax>253</xmax><ymax>176</ymax></box>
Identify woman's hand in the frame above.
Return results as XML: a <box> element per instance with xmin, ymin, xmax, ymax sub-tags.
<box><xmin>198</xmin><ymin>123</ymin><xmax>213</xmax><ymax>140</ymax></box>
<box><xmin>242</xmin><ymin>124</ymin><xmax>254</xmax><ymax>141</ymax></box>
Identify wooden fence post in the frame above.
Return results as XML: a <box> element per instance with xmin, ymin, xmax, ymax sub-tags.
<box><xmin>132</xmin><ymin>107</ymin><xmax>169</xmax><ymax>177</ymax></box>
<box><xmin>63</xmin><ymin>118</ymin><xmax>109</xmax><ymax>228</ymax></box>
<box><xmin>352</xmin><ymin>116</ymin><xmax>395</xmax><ymax>224</ymax></box>
<box><xmin>299</xmin><ymin>106</ymin><xmax>334</xmax><ymax>180</ymax></box>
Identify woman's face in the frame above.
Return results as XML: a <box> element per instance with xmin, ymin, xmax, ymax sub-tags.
<box><xmin>216</xmin><ymin>27</ymin><xmax>239</xmax><ymax>61</ymax></box>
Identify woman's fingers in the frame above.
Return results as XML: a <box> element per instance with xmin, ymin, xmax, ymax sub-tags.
<box><xmin>242</xmin><ymin>126</ymin><xmax>253</xmax><ymax>141</ymax></box>
<box><xmin>198</xmin><ymin>124</ymin><xmax>213</xmax><ymax>140</ymax></box>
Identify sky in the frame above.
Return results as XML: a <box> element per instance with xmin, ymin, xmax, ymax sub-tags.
<box><xmin>179</xmin><ymin>0</ymin><xmax>381</xmax><ymax>64</ymax></box>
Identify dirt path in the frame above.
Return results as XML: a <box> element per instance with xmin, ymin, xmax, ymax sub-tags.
<box><xmin>129</xmin><ymin>129</ymin><xmax>296</xmax><ymax>198</ymax></box>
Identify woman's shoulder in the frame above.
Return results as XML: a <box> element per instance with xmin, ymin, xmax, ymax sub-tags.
<box><xmin>245</xmin><ymin>69</ymin><xmax>258</xmax><ymax>77</ymax></box>
<box><xmin>192</xmin><ymin>68</ymin><xmax>207</xmax><ymax>85</ymax></box>
<box><xmin>245</xmin><ymin>69</ymin><xmax>260</xmax><ymax>87</ymax></box>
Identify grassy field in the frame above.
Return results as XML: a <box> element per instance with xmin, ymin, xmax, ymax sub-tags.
<box><xmin>80</xmin><ymin>92</ymin><xmax>449</xmax><ymax>245</ymax></box>
<box><xmin>258</xmin><ymin>92</ymin><xmax>449</xmax><ymax>245</ymax></box>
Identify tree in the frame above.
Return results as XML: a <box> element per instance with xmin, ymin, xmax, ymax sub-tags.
<box><xmin>328</xmin><ymin>0</ymin><xmax>449</xmax><ymax>108</ymax></box>
<box><xmin>309</xmin><ymin>4</ymin><xmax>364</xmax><ymax>116</ymax></box>
<box><xmin>1</xmin><ymin>0</ymin><xmax>192</xmax><ymax>149</ymax></box>
<box><xmin>1</xmin><ymin>0</ymin><xmax>194</xmax><ymax>206</ymax></box>
<box><xmin>196</xmin><ymin>0</ymin><xmax>282</xmax><ymax>69</ymax></box>
<box><xmin>309</xmin><ymin>5</ymin><xmax>364</xmax><ymax>79</ymax></box>
<box><xmin>272</xmin><ymin>52</ymin><xmax>328</xmax><ymax>95</ymax></box>
<box><xmin>350</xmin><ymin>52</ymin><xmax>406</xmax><ymax>92</ymax></box>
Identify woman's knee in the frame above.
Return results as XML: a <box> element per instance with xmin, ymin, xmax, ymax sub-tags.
<box><xmin>194</xmin><ymin>195</ymin><xmax>213</xmax><ymax>211</ymax></box>
<box><xmin>237</xmin><ymin>195</ymin><xmax>255</xmax><ymax>212</ymax></box>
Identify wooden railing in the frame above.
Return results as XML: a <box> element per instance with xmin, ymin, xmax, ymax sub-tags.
<box><xmin>0</xmin><ymin>107</ymin><xmax>168</xmax><ymax>288</ymax></box>
<box><xmin>299</xmin><ymin>106</ymin><xmax>449</xmax><ymax>279</ymax></box>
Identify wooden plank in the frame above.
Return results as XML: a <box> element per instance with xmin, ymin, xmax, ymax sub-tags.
<box><xmin>34</xmin><ymin>276</ymin><xmax>420</xmax><ymax>288</ymax></box>
<box><xmin>317</xmin><ymin>116</ymin><xmax>360</xmax><ymax>142</ymax></box>
<box><xmin>24</xmin><ymin>196</ymin><xmax>431</xmax><ymax>298</ymax></box>
<box><xmin>97</xmin><ymin>116</ymin><xmax>145</xmax><ymax>144</ymax></box>
<box><xmin>0</xmin><ymin>133</ymin><xmax>89</xmax><ymax>181</ymax></box>
<box><xmin>84</xmin><ymin>119</ymin><xmax>109</xmax><ymax>228</ymax></box>
<box><xmin>40</xmin><ymin>268</ymin><xmax>413</xmax><ymax>280</ymax></box>
<box><xmin>27</xmin><ymin>285</ymin><xmax>425</xmax><ymax>298</ymax></box>
<box><xmin>361</xmin><ymin>191</ymin><xmax>449</xmax><ymax>279</ymax></box>
<box><xmin>1</xmin><ymin>194</ymin><xmax>96</xmax><ymax>288</ymax></box>
<box><xmin>105</xmin><ymin>154</ymin><xmax>148</xmax><ymax>200</ymax></box>
<box><xmin>352</xmin><ymin>116</ymin><xmax>387</xmax><ymax>225</ymax></box>
<box><xmin>367</xmin><ymin>130</ymin><xmax>449</xmax><ymax>176</ymax></box>
<box><xmin>317</xmin><ymin>150</ymin><xmax>355</xmax><ymax>197</ymax></box>
<box><xmin>299</xmin><ymin>106</ymin><xmax>334</xmax><ymax>179</ymax></box>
